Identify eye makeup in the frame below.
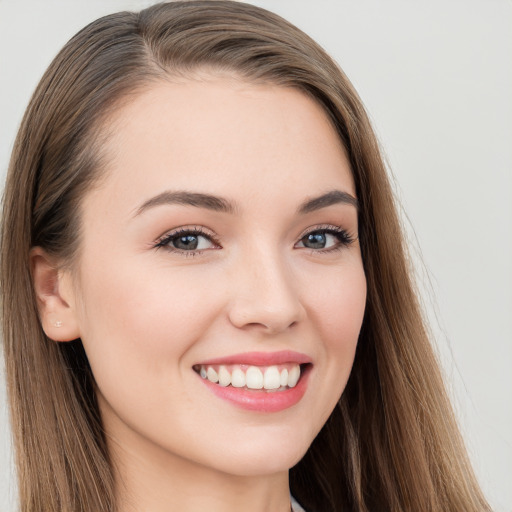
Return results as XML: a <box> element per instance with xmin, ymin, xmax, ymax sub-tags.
<box><xmin>153</xmin><ymin>222</ymin><xmax>356</xmax><ymax>258</ymax></box>
<box><xmin>295</xmin><ymin>224</ymin><xmax>356</xmax><ymax>253</ymax></box>
<box><xmin>154</xmin><ymin>226</ymin><xmax>221</xmax><ymax>257</ymax></box>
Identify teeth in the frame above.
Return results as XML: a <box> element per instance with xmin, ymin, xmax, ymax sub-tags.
<box><xmin>231</xmin><ymin>368</ymin><xmax>246</xmax><ymax>388</ymax></box>
<box><xmin>287</xmin><ymin>365</ymin><xmax>300</xmax><ymax>388</ymax></box>
<box><xmin>206</xmin><ymin>367</ymin><xmax>218</xmax><ymax>383</ymax></box>
<box><xmin>218</xmin><ymin>366</ymin><xmax>231</xmax><ymax>387</ymax></box>
<box><xmin>199</xmin><ymin>363</ymin><xmax>303</xmax><ymax>390</ymax></box>
<box><xmin>263</xmin><ymin>366</ymin><xmax>281</xmax><ymax>390</ymax></box>
<box><xmin>246</xmin><ymin>366</ymin><xmax>264</xmax><ymax>389</ymax></box>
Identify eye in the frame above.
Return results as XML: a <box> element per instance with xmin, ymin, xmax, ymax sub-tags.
<box><xmin>155</xmin><ymin>228</ymin><xmax>219</xmax><ymax>253</ymax></box>
<box><xmin>295</xmin><ymin>227</ymin><xmax>354</xmax><ymax>251</ymax></box>
<box><xmin>170</xmin><ymin>233</ymin><xmax>212</xmax><ymax>251</ymax></box>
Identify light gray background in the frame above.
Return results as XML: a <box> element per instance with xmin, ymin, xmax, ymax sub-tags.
<box><xmin>1</xmin><ymin>1</ymin><xmax>511</xmax><ymax>511</ymax></box>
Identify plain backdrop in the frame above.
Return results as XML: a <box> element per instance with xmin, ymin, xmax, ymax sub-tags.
<box><xmin>0</xmin><ymin>1</ymin><xmax>511</xmax><ymax>511</ymax></box>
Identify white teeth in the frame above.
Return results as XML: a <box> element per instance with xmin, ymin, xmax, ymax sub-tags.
<box><xmin>287</xmin><ymin>365</ymin><xmax>300</xmax><ymax>388</ymax></box>
<box><xmin>218</xmin><ymin>366</ymin><xmax>231</xmax><ymax>387</ymax></box>
<box><xmin>206</xmin><ymin>367</ymin><xmax>219</xmax><ymax>383</ymax></box>
<box><xmin>263</xmin><ymin>366</ymin><xmax>281</xmax><ymax>390</ymax></box>
<box><xmin>199</xmin><ymin>363</ymin><xmax>303</xmax><ymax>389</ymax></box>
<box><xmin>245</xmin><ymin>366</ymin><xmax>264</xmax><ymax>389</ymax></box>
<box><xmin>231</xmin><ymin>368</ymin><xmax>246</xmax><ymax>388</ymax></box>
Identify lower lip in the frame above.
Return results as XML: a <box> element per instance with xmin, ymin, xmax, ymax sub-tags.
<box><xmin>198</xmin><ymin>365</ymin><xmax>311</xmax><ymax>413</ymax></box>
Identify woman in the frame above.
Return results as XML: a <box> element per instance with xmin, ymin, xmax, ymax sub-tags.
<box><xmin>0</xmin><ymin>2</ymin><xmax>491</xmax><ymax>511</ymax></box>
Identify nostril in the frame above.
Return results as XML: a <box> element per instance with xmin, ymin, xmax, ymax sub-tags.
<box><xmin>228</xmin><ymin>308</ymin><xmax>304</xmax><ymax>334</ymax></box>
<box><xmin>226</xmin><ymin>272</ymin><xmax>305</xmax><ymax>333</ymax></box>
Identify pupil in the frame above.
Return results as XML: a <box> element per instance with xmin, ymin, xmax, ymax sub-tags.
<box><xmin>174</xmin><ymin>235</ymin><xmax>198</xmax><ymax>250</ymax></box>
<box><xmin>305</xmin><ymin>232</ymin><xmax>326</xmax><ymax>249</ymax></box>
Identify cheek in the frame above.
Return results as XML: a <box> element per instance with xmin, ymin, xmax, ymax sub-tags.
<box><xmin>303</xmin><ymin>259</ymin><xmax>366</xmax><ymax>345</ymax></box>
<box><xmin>300</xmin><ymin>258</ymin><xmax>366</xmax><ymax>400</ymax></box>
<box><xmin>327</xmin><ymin>266</ymin><xmax>366</xmax><ymax>373</ymax></box>
<box><xmin>75</xmin><ymin>257</ymin><xmax>224</xmax><ymax>394</ymax></box>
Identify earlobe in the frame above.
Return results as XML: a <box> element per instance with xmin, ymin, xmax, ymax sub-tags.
<box><xmin>30</xmin><ymin>247</ymin><xmax>80</xmax><ymax>342</ymax></box>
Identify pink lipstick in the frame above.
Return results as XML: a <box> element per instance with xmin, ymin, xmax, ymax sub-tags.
<box><xmin>194</xmin><ymin>351</ymin><xmax>312</xmax><ymax>412</ymax></box>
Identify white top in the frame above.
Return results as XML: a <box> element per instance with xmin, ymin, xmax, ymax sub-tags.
<box><xmin>290</xmin><ymin>495</ymin><xmax>307</xmax><ymax>512</ymax></box>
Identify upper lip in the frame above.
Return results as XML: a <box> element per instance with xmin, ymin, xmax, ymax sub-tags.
<box><xmin>196</xmin><ymin>350</ymin><xmax>312</xmax><ymax>366</ymax></box>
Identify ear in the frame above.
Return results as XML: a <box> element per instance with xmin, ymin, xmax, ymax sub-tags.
<box><xmin>30</xmin><ymin>247</ymin><xmax>81</xmax><ymax>342</ymax></box>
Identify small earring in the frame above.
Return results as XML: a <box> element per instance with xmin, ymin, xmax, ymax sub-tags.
<box><xmin>54</xmin><ymin>321</ymin><xmax>63</xmax><ymax>328</ymax></box>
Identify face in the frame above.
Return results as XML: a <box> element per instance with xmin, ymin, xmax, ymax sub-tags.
<box><xmin>67</xmin><ymin>76</ymin><xmax>366</xmax><ymax>478</ymax></box>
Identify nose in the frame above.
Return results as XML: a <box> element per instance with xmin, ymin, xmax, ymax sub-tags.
<box><xmin>227</xmin><ymin>247</ymin><xmax>306</xmax><ymax>334</ymax></box>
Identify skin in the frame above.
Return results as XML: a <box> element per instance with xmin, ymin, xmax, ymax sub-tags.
<box><xmin>32</xmin><ymin>76</ymin><xmax>367</xmax><ymax>512</ymax></box>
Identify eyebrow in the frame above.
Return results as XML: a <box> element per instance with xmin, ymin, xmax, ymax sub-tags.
<box><xmin>135</xmin><ymin>191</ymin><xmax>237</xmax><ymax>216</ymax></box>
<box><xmin>134</xmin><ymin>189</ymin><xmax>358</xmax><ymax>217</ymax></box>
<box><xmin>297</xmin><ymin>190</ymin><xmax>359</xmax><ymax>214</ymax></box>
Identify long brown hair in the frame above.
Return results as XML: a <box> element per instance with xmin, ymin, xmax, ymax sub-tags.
<box><xmin>1</xmin><ymin>2</ymin><xmax>490</xmax><ymax>511</ymax></box>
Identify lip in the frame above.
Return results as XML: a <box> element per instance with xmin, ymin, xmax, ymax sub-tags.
<box><xmin>195</xmin><ymin>358</ymin><xmax>312</xmax><ymax>413</ymax></box>
<box><xmin>196</xmin><ymin>350</ymin><xmax>312</xmax><ymax>367</ymax></box>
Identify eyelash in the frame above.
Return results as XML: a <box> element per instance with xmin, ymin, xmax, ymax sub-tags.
<box><xmin>297</xmin><ymin>225</ymin><xmax>356</xmax><ymax>254</ymax></box>
<box><xmin>154</xmin><ymin>226</ymin><xmax>220</xmax><ymax>257</ymax></box>
<box><xmin>154</xmin><ymin>224</ymin><xmax>356</xmax><ymax>257</ymax></box>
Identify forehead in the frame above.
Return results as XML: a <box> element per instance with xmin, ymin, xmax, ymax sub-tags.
<box><xmin>86</xmin><ymin>76</ymin><xmax>354</xmax><ymax>217</ymax></box>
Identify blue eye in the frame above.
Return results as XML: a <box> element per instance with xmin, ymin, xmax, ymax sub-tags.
<box><xmin>170</xmin><ymin>233</ymin><xmax>212</xmax><ymax>250</ymax></box>
<box><xmin>302</xmin><ymin>232</ymin><xmax>329</xmax><ymax>249</ymax></box>
<box><xmin>155</xmin><ymin>228</ymin><xmax>217</xmax><ymax>253</ymax></box>
<box><xmin>296</xmin><ymin>228</ymin><xmax>353</xmax><ymax>251</ymax></box>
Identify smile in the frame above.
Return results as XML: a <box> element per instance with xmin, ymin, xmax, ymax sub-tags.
<box><xmin>193</xmin><ymin>351</ymin><xmax>312</xmax><ymax>412</ymax></box>
<box><xmin>194</xmin><ymin>363</ymin><xmax>302</xmax><ymax>391</ymax></box>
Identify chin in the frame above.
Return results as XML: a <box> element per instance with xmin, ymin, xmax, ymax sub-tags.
<box><xmin>216</xmin><ymin>450</ymin><xmax>307</xmax><ymax>478</ymax></box>
<box><xmin>196</xmin><ymin>424</ymin><xmax>315</xmax><ymax>477</ymax></box>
